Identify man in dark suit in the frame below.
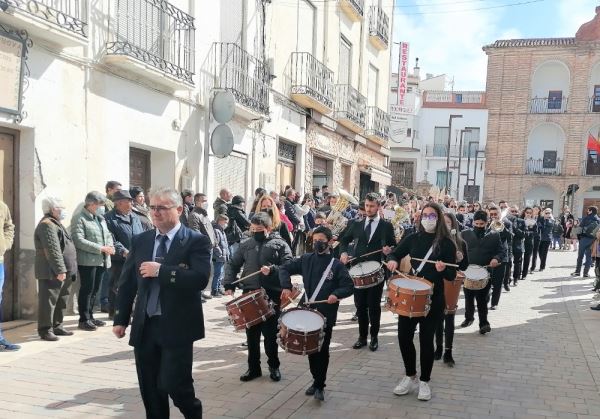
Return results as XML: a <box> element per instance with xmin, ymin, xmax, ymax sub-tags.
<box><xmin>113</xmin><ymin>187</ymin><xmax>211</xmax><ymax>419</ymax></box>
<box><xmin>339</xmin><ymin>193</ymin><xmax>396</xmax><ymax>351</ymax></box>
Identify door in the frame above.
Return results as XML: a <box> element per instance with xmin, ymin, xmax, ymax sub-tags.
<box><xmin>593</xmin><ymin>85</ymin><xmax>600</xmax><ymax>112</ymax></box>
<box><xmin>277</xmin><ymin>161</ymin><xmax>295</xmax><ymax>195</ymax></box>
<box><xmin>129</xmin><ymin>148</ymin><xmax>151</xmax><ymax>194</ymax></box>
<box><xmin>0</xmin><ymin>133</ymin><xmax>15</xmax><ymax>321</ymax></box>
<box><xmin>359</xmin><ymin>172</ymin><xmax>375</xmax><ymax>199</ymax></box>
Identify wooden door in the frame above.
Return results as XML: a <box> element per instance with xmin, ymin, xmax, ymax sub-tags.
<box><xmin>0</xmin><ymin>133</ymin><xmax>15</xmax><ymax>320</ymax></box>
<box><xmin>129</xmin><ymin>148</ymin><xmax>151</xmax><ymax>194</ymax></box>
<box><xmin>277</xmin><ymin>161</ymin><xmax>295</xmax><ymax>195</ymax></box>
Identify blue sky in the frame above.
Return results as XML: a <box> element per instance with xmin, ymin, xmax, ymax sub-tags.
<box><xmin>391</xmin><ymin>0</ymin><xmax>599</xmax><ymax>90</ymax></box>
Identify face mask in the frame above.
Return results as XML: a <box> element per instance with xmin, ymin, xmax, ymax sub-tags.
<box><xmin>421</xmin><ymin>219</ymin><xmax>437</xmax><ymax>233</ymax></box>
<box><xmin>201</xmin><ymin>202</ymin><xmax>208</xmax><ymax>210</ymax></box>
<box><xmin>474</xmin><ymin>226</ymin><xmax>486</xmax><ymax>236</ymax></box>
<box><xmin>58</xmin><ymin>209</ymin><xmax>67</xmax><ymax>221</ymax></box>
<box><xmin>95</xmin><ymin>206</ymin><xmax>105</xmax><ymax>217</ymax></box>
<box><xmin>261</xmin><ymin>208</ymin><xmax>274</xmax><ymax>217</ymax></box>
<box><xmin>314</xmin><ymin>240</ymin><xmax>328</xmax><ymax>254</ymax></box>
<box><xmin>253</xmin><ymin>231</ymin><xmax>267</xmax><ymax>242</ymax></box>
<box><xmin>220</xmin><ymin>223</ymin><xmax>228</xmax><ymax>230</ymax></box>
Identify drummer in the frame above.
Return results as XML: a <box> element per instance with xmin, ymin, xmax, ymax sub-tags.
<box><xmin>386</xmin><ymin>202</ymin><xmax>457</xmax><ymax>401</ymax></box>
<box><xmin>339</xmin><ymin>193</ymin><xmax>395</xmax><ymax>352</ymax></box>
<box><xmin>460</xmin><ymin>210</ymin><xmax>505</xmax><ymax>334</ymax></box>
<box><xmin>280</xmin><ymin>226</ymin><xmax>354</xmax><ymax>402</ymax></box>
<box><xmin>224</xmin><ymin>212</ymin><xmax>293</xmax><ymax>383</ymax></box>
<box><xmin>434</xmin><ymin>212</ymin><xmax>469</xmax><ymax>367</ymax></box>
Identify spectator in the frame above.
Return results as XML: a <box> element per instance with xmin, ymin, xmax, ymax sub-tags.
<box><xmin>104</xmin><ymin>181</ymin><xmax>122</xmax><ymax>212</ymax></box>
<box><xmin>571</xmin><ymin>219</ymin><xmax>581</xmax><ymax>251</ymax></box>
<box><xmin>72</xmin><ymin>191</ymin><xmax>115</xmax><ymax>331</ymax></box>
<box><xmin>0</xmin><ymin>199</ymin><xmax>17</xmax><ymax>350</ymax></box>
<box><xmin>213</xmin><ymin>188</ymin><xmax>232</xmax><ymax>217</ymax></box>
<box><xmin>211</xmin><ymin>214</ymin><xmax>230</xmax><ymax>297</ymax></box>
<box><xmin>552</xmin><ymin>222</ymin><xmax>564</xmax><ymax>250</ymax></box>
<box><xmin>226</xmin><ymin>195</ymin><xmax>251</xmax><ymax>256</ymax></box>
<box><xmin>129</xmin><ymin>186</ymin><xmax>153</xmax><ymax>230</ymax></box>
<box><xmin>572</xmin><ymin>206</ymin><xmax>600</xmax><ymax>278</ymax></box>
<box><xmin>188</xmin><ymin>193</ymin><xmax>217</xmax><ymax>301</ymax></box>
<box><xmin>180</xmin><ymin>189</ymin><xmax>194</xmax><ymax>227</ymax></box>
<box><xmin>320</xmin><ymin>192</ymin><xmax>339</xmax><ymax>214</ymax></box>
<box><xmin>276</xmin><ymin>200</ymin><xmax>294</xmax><ymax>234</ymax></box>
<box><xmin>257</xmin><ymin>195</ymin><xmax>292</xmax><ymax>249</ymax></box>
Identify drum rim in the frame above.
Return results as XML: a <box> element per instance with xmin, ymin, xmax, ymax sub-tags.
<box><xmin>389</xmin><ymin>276</ymin><xmax>433</xmax><ymax>293</ymax></box>
<box><xmin>349</xmin><ymin>261</ymin><xmax>383</xmax><ymax>276</ymax></box>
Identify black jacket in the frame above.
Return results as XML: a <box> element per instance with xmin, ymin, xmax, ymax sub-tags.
<box><xmin>461</xmin><ymin>229</ymin><xmax>505</xmax><ymax>266</ymax></box>
<box><xmin>225</xmin><ymin>204</ymin><xmax>251</xmax><ymax>244</ymax></box>
<box><xmin>104</xmin><ymin>210</ymin><xmax>145</xmax><ymax>263</ymax></box>
<box><xmin>280</xmin><ymin>252</ymin><xmax>354</xmax><ymax>327</ymax></box>
<box><xmin>339</xmin><ymin>217</ymin><xmax>396</xmax><ymax>263</ymax></box>
<box><xmin>223</xmin><ymin>232</ymin><xmax>293</xmax><ymax>302</ymax></box>
<box><xmin>113</xmin><ymin>226</ymin><xmax>212</xmax><ymax>348</ymax></box>
<box><xmin>284</xmin><ymin>198</ymin><xmax>301</xmax><ymax>229</ymax></box>
<box><xmin>511</xmin><ymin>217</ymin><xmax>526</xmax><ymax>253</ymax></box>
<box><xmin>523</xmin><ymin>219</ymin><xmax>538</xmax><ymax>249</ymax></box>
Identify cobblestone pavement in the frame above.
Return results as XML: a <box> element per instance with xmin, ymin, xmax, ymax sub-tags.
<box><xmin>2</xmin><ymin>250</ymin><xmax>600</xmax><ymax>418</ymax></box>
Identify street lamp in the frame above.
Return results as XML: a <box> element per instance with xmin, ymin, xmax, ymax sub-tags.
<box><xmin>456</xmin><ymin>128</ymin><xmax>472</xmax><ymax>200</ymax></box>
<box><xmin>445</xmin><ymin>114</ymin><xmax>463</xmax><ymax>193</ymax></box>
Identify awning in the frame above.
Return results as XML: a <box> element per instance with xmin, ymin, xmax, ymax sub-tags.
<box><xmin>370</xmin><ymin>167</ymin><xmax>392</xmax><ymax>186</ymax></box>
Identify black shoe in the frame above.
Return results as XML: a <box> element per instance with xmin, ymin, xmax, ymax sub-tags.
<box><xmin>434</xmin><ymin>347</ymin><xmax>442</xmax><ymax>360</ymax></box>
<box><xmin>314</xmin><ymin>388</ymin><xmax>325</xmax><ymax>401</ymax></box>
<box><xmin>211</xmin><ymin>291</ymin><xmax>222</xmax><ymax>298</ymax></box>
<box><xmin>269</xmin><ymin>367</ymin><xmax>281</xmax><ymax>382</ymax></box>
<box><xmin>100</xmin><ymin>304</ymin><xmax>109</xmax><ymax>313</ymax></box>
<box><xmin>521</xmin><ymin>276</ymin><xmax>526</xmax><ymax>281</ymax></box>
<box><xmin>504</xmin><ymin>284</ymin><xmax>510</xmax><ymax>292</ymax></box>
<box><xmin>240</xmin><ymin>369</ymin><xmax>262</xmax><ymax>382</ymax></box>
<box><xmin>305</xmin><ymin>385</ymin><xmax>316</xmax><ymax>396</ymax></box>
<box><xmin>512</xmin><ymin>281</ymin><xmax>517</xmax><ymax>287</ymax></box>
<box><xmin>53</xmin><ymin>328</ymin><xmax>73</xmax><ymax>336</ymax></box>
<box><xmin>369</xmin><ymin>338</ymin><xmax>379</xmax><ymax>352</ymax></box>
<box><xmin>78</xmin><ymin>321</ymin><xmax>97</xmax><ymax>331</ymax></box>
<box><xmin>591</xmin><ymin>304</ymin><xmax>600</xmax><ymax>311</ymax></box>
<box><xmin>479</xmin><ymin>325</ymin><xmax>491</xmax><ymax>335</ymax></box>
<box><xmin>443</xmin><ymin>350</ymin><xmax>455</xmax><ymax>367</ymax></box>
<box><xmin>40</xmin><ymin>332</ymin><xmax>59</xmax><ymax>341</ymax></box>
<box><xmin>584</xmin><ymin>273</ymin><xmax>590</xmax><ymax>278</ymax></box>
<box><xmin>91</xmin><ymin>319</ymin><xmax>106</xmax><ymax>327</ymax></box>
<box><xmin>530</xmin><ymin>269</ymin><xmax>535</xmax><ymax>274</ymax></box>
<box><xmin>539</xmin><ymin>269</ymin><xmax>544</xmax><ymax>272</ymax></box>
<box><xmin>490</xmin><ymin>305</ymin><xmax>497</xmax><ymax>310</ymax></box>
<box><xmin>460</xmin><ymin>319</ymin><xmax>473</xmax><ymax>328</ymax></box>
<box><xmin>352</xmin><ymin>339</ymin><xmax>367</xmax><ymax>349</ymax></box>
<box><xmin>241</xmin><ymin>341</ymin><xmax>248</xmax><ymax>347</ymax></box>
<box><xmin>351</xmin><ymin>314</ymin><xmax>358</xmax><ymax>321</ymax></box>
<box><xmin>571</xmin><ymin>272</ymin><xmax>581</xmax><ymax>277</ymax></box>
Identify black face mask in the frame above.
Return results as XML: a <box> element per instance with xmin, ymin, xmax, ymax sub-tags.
<box><xmin>253</xmin><ymin>231</ymin><xmax>267</xmax><ymax>242</ymax></box>
<box><xmin>313</xmin><ymin>240</ymin><xmax>328</xmax><ymax>254</ymax></box>
<box><xmin>261</xmin><ymin>208</ymin><xmax>274</xmax><ymax>217</ymax></box>
<box><xmin>474</xmin><ymin>226</ymin><xmax>486</xmax><ymax>237</ymax></box>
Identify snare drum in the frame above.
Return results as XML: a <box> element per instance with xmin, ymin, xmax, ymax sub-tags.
<box><xmin>444</xmin><ymin>271</ymin><xmax>465</xmax><ymax>315</ymax></box>
<box><xmin>349</xmin><ymin>261</ymin><xmax>385</xmax><ymax>289</ymax></box>
<box><xmin>280</xmin><ymin>283</ymin><xmax>303</xmax><ymax>310</ymax></box>
<box><xmin>463</xmin><ymin>265</ymin><xmax>490</xmax><ymax>290</ymax></box>
<box><xmin>225</xmin><ymin>288</ymin><xmax>275</xmax><ymax>331</ymax></box>
<box><xmin>278</xmin><ymin>308</ymin><xmax>325</xmax><ymax>355</ymax></box>
<box><xmin>385</xmin><ymin>275</ymin><xmax>433</xmax><ymax>318</ymax></box>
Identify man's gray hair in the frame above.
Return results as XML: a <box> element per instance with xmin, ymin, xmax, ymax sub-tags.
<box><xmin>84</xmin><ymin>191</ymin><xmax>106</xmax><ymax>206</ymax></box>
<box><xmin>42</xmin><ymin>196</ymin><xmax>63</xmax><ymax>214</ymax></box>
<box><xmin>150</xmin><ymin>187</ymin><xmax>182</xmax><ymax>207</ymax></box>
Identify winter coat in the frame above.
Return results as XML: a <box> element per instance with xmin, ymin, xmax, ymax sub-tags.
<box><xmin>104</xmin><ymin>209</ymin><xmax>145</xmax><ymax>263</ymax></box>
<box><xmin>539</xmin><ymin>218</ymin><xmax>555</xmax><ymax>242</ymax></box>
<box><xmin>225</xmin><ymin>204</ymin><xmax>251</xmax><ymax>244</ymax></box>
<box><xmin>71</xmin><ymin>208</ymin><xmax>113</xmax><ymax>268</ymax></box>
<box><xmin>34</xmin><ymin>215</ymin><xmax>78</xmax><ymax>279</ymax></box>
<box><xmin>0</xmin><ymin>200</ymin><xmax>14</xmax><ymax>263</ymax></box>
<box><xmin>132</xmin><ymin>204</ymin><xmax>153</xmax><ymax>230</ymax></box>
<box><xmin>212</xmin><ymin>222</ymin><xmax>230</xmax><ymax>262</ymax></box>
<box><xmin>188</xmin><ymin>207</ymin><xmax>216</xmax><ymax>246</ymax></box>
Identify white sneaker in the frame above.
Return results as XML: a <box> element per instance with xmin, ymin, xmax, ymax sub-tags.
<box><xmin>417</xmin><ymin>381</ymin><xmax>432</xmax><ymax>401</ymax></box>
<box><xmin>393</xmin><ymin>376</ymin><xmax>418</xmax><ymax>395</ymax></box>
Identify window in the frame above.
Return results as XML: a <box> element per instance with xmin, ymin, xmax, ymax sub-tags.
<box><xmin>463</xmin><ymin>127</ymin><xmax>480</xmax><ymax>157</ymax></box>
<box><xmin>339</xmin><ymin>36</ymin><xmax>352</xmax><ymax>85</ymax></box>
<box><xmin>548</xmin><ymin>90</ymin><xmax>563</xmax><ymax>110</ymax></box>
<box><xmin>368</xmin><ymin>64</ymin><xmax>379</xmax><ymax>106</ymax></box>
<box><xmin>390</xmin><ymin>161</ymin><xmax>414</xmax><ymax>189</ymax></box>
<box><xmin>433</xmin><ymin>126</ymin><xmax>449</xmax><ymax>157</ymax></box>
<box><xmin>407</xmin><ymin>87</ymin><xmax>413</xmax><ymax>93</ymax></box>
<box><xmin>593</xmin><ymin>85</ymin><xmax>600</xmax><ymax>112</ymax></box>
<box><xmin>455</xmin><ymin>94</ymin><xmax>463</xmax><ymax>104</ymax></box>
<box><xmin>436</xmin><ymin>171</ymin><xmax>452</xmax><ymax>190</ymax></box>
<box><xmin>543</xmin><ymin>150</ymin><xmax>557</xmax><ymax>168</ymax></box>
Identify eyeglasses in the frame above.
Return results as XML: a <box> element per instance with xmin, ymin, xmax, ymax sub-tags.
<box><xmin>421</xmin><ymin>214</ymin><xmax>438</xmax><ymax>221</ymax></box>
<box><xmin>450</xmin><ymin>206</ymin><xmax>457</xmax><ymax>209</ymax></box>
<box><xmin>149</xmin><ymin>205</ymin><xmax>176</xmax><ymax>212</ymax></box>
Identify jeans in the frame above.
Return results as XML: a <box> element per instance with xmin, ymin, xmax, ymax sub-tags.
<box><xmin>211</xmin><ymin>261</ymin><xmax>224</xmax><ymax>294</ymax></box>
<box><xmin>552</xmin><ymin>235</ymin><xmax>562</xmax><ymax>249</ymax></box>
<box><xmin>576</xmin><ymin>237</ymin><xmax>594</xmax><ymax>274</ymax></box>
<box><xmin>0</xmin><ymin>263</ymin><xmax>4</xmax><ymax>339</ymax></box>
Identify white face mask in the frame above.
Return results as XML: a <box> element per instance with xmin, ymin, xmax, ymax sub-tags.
<box><xmin>201</xmin><ymin>202</ymin><xmax>208</xmax><ymax>210</ymax></box>
<box><xmin>58</xmin><ymin>209</ymin><xmax>67</xmax><ymax>221</ymax></box>
<box><xmin>421</xmin><ymin>219</ymin><xmax>437</xmax><ymax>233</ymax></box>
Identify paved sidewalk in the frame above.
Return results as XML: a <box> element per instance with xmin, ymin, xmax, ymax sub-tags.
<box><xmin>1</xmin><ymin>250</ymin><xmax>600</xmax><ymax>418</ymax></box>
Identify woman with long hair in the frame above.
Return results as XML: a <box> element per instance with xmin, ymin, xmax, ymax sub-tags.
<box><xmin>434</xmin><ymin>212</ymin><xmax>469</xmax><ymax>367</ymax></box>
<box><xmin>520</xmin><ymin>206</ymin><xmax>537</xmax><ymax>281</ymax></box>
<box><xmin>386</xmin><ymin>203</ymin><xmax>457</xmax><ymax>401</ymax></box>
<box><xmin>256</xmin><ymin>195</ymin><xmax>292</xmax><ymax>249</ymax></box>
<box><xmin>537</xmin><ymin>208</ymin><xmax>555</xmax><ymax>272</ymax></box>
<box><xmin>530</xmin><ymin>205</ymin><xmax>543</xmax><ymax>273</ymax></box>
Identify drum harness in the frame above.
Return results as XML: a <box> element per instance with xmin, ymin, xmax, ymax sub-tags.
<box><xmin>412</xmin><ymin>246</ymin><xmax>433</xmax><ymax>277</ymax></box>
<box><xmin>304</xmin><ymin>259</ymin><xmax>335</xmax><ymax>305</ymax></box>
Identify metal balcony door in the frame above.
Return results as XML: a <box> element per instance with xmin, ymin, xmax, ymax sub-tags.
<box><xmin>0</xmin><ymin>132</ymin><xmax>15</xmax><ymax>320</ymax></box>
<box><xmin>129</xmin><ymin>147</ymin><xmax>151</xmax><ymax>194</ymax></box>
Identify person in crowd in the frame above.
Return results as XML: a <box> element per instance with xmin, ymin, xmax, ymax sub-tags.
<box><xmin>113</xmin><ymin>187</ymin><xmax>210</xmax><ymax>419</ymax></box>
<box><xmin>213</xmin><ymin>188</ymin><xmax>232</xmax><ymax>217</ymax></box>
<box><xmin>72</xmin><ymin>191</ymin><xmax>115</xmax><ymax>331</ymax></box>
<box><xmin>226</xmin><ymin>195</ymin><xmax>251</xmax><ymax>256</ymax></box>
<box><xmin>129</xmin><ymin>186</ymin><xmax>153</xmax><ymax>230</ymax></box>
<box><xmin>188</xmin><ymin>193</ymin><xmax>217</xmax><ymax>301</ymax></box>
<box><xmin>256</xmin><ymin>195</ymin><xmax>292</xmax><ymax>249</ymax></box>
<box><xmin>560</xmin><ymin>206</ymin><xmax>575</xmax><ymax>249</ymax></box>
<box><xmin>0</xmin><ymin>199</ymin><xmax>17</xmax><ymax>350</ymax></box>
<box><xmin>530</xmin><ymin>205</ymin><xmax>543</xmax><ymax>273</ymax></box>
<box><xmin>520</xmin><ymin>207</ymin><xmax>537</xmax><ymax>281</ymax></box>
<box><xmin>571</xmin><ymin>219</ymin><xmax>581</xmax><ymax>251</ymax></box>
<box><xmin>35</xmin><ymin>197</ymin><xmax>78</xmax><ymax>341</ymax></box>
<box><xmin>279</xmin><ymin>226</ymin><xmax>354</xmax><ymax>402</ymax></box>
<box><xmin>563</xmin><ymin>217</ymin><xmax>574</xmax><ymax>251</ymax></box>
<box><xmin>487</xmin><ymin>205</ymin><xmax>513</xmax><ymax>307</ymax></box>
<box><xmin>211</xmin><ymin>214</ymin><xmax>230</xmax><ymax>297</ymax></box>
<box><xmin>104</xmin><ymin>191</ymin><xmax>144</xmax><ymax>319</ymax></box>
<box><xmin>276</xmin><ymin>200</ymin><xmax>294</xmax><ymax>234</ymax></box>
<box><xmin>312</xmin><ymin>187</ymin><xmax>322</xmax><ymax>207</ymax></box>
<box><xmin>508</xmin><ymin>205</ymin><xmax>525</xmax><ymax>286</ymax></box>
<box><xmin>180</xmin><ymin>189</ymin><xmax>194</xmax><ymax>227</ymax></box>
<box><xmin>283</xmin><ymin>189</ymin><xmax>302</xmax><ymax>252</ymax></box>
<box><xmin>224</xmin><ymin>212</ymin><xmax>293</xmax><ymax>383</ymax></box>
<box><xmin>473</xmin><ymin>202</ymin><xmax>482</xmax><ymax>213</ymax></box>
<box><xmin>100</xmin><ymin>181</ymin><xmax>122</xmax><ymax>312</ymax></box>
<box><xmin>104</xmin><ymin>181</ymin><xmax>122</xmax><ymax>212</ymax></box>
<box><xmin>551</xmin><ymin>221</ymin><xmax>564</xmax><ymax>250</ymax></box>
<box><xmin>572</xmin><ymin>206</ymin><xmax>600</xmax><ymax>278</ymax></box>
<box><xmin>537</xmin><ymin>208</ymin><xmax>555</xmax><ymax>272</ymax></box>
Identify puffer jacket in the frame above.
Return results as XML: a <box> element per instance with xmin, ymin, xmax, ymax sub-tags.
<box><xmin>71</xmin><ymin>207</ymin><xmax>113</xmax><ymax>268</ymax></box>
<box><xmin>34</xmin><ymin>215</ymin><xmax>78</xmax><ymax>279</ymax></box>
<box><xmin>0</xmin><ymin>200</ymin><xmax>14</xmax><ymax>263</ymax></box>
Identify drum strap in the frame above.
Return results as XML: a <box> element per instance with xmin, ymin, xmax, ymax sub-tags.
<box><xmin>414</xmin><ymin>246</ymin><xmax>434</xmax><ymax>275</ymax></box>
<box><xmin>306</xmin><ymin>258</ymin><xmax>335</xmax><ymax>303</ymax></box>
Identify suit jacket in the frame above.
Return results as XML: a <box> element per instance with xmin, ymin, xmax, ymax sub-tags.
<box><xmin>339</xmin><ymin>218</ymin><xmax>396</xmax><ymax>263</ymax></box>
<box><xmin>113</xmin><ymin>225</ymin><xmax>212</xmax><ymax>348</ymax></box>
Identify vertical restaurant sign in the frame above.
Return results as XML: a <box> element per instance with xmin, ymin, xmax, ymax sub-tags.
<box><xmin>398</xmin><ymin>42</ymin><xmax>409</xmax><ymax>106</ymax></box>
<box><xmin>0</xmin><ymin>32</ymin><xmax>25</xmax><ymax>115</ymax></box>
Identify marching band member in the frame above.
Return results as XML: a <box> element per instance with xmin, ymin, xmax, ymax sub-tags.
<box><xmin>223</xmin><ymin>213</ymin><xmax>293</xmax><ymax>383</ymax></box>
<box><xmin>340</xmin><ymin>193</ymin><xmax>395</xmax><ymax>352</ymax></box>
<box><xmin>508</xmin><ymin>205</ymin><xmax>526</xmax><ymax>286</ymax></box>
<box><xmin>488</xmin><ymin>205</ymin><xmax>513</xmax><ymax>309</ymax></box>
<box><xmin>520</xmin><ymin>206</ymin><xmax>537</xmax><ymax>281</ymax></box>
<box><xmin>460</xmin><ymin>210</ymin><xmax>505</xmax><ymax>334</ymax></box>
<box><xmin>279</xmin><ymin>226</ymin><xmax>354</xmax><ymax>402</ymax></box>
<box><xmin>386</xmin><ymin>203</ymin><xmax>457</xmax><ymax>401</ymax></box>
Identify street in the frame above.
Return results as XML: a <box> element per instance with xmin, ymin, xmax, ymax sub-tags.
<box><xmin>1</xmin><ymin>250</ymin><xmax>600</xmax><ymax>419</ymax></box>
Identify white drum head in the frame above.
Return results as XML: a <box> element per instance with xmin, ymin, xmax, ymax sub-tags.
<box><xmin>391</xmin><ymin>278</ymin><xmax>431</xmax><ymax>291</ymax></box>
<box><xmin>281</xmin><ymin>310</ymin><xmax>324</xmax><ymax>332</ymax></box>
<box><xmin>464</xmin><ymin>265</ymin><xmax>489</xmax><ymax>280</ymax></box>
<box><xmin>349</xmin><ymin>261</ymin><xmax>382</xmax><ymax>276</ymax></box>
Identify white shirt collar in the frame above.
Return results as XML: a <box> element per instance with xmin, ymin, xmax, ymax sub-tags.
<box><xmin>156</xmin><ymin>223</ymin><xmax>182</xmax><ymax>242</ymax></box>
<box><xmin>366</xmin><ymin>214</ymin><xmax>380</xmax><ymax>223</ymax></box>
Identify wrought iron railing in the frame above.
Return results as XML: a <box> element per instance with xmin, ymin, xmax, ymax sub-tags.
<box><xmin>525</xmin><ymin>157</ymin><xmax>563</xmax><ymax>175</ymax></box>
<box><xmin>334</xmin><ymin>84</ymin><xmax>366</xmax><ymax>129</ymax></box>
<box><xmin>589</xmin><ymin>96</ymin><xmax>600</xmax><ymax>113</ymax></box>
<box><xmin>529</xmin><ymin>97</ymin><xmax>568</xmax><ymax>113</ymax></box>
<box><xmin>339</xmin><ymin>0</ymin><xmax>364</xmax><ymax>18</ymax></box>
<box><xmin>368</xmin><ymin>6</ymin><xmax>389</xmax><ymax>47</ymax></box>
<box><xmin>212</xmin><ymin>42</ymin><xmax>270</xmax><ymax>116</ymax></box>
<box><xmin>106</xmin><ymin>0</ymin><xmax>195</xmax><ymax>84</ymax></box>
<box><xmin>2</xmin><ymin>0</ymin><xmax>87</xmax><ymax>37</ymax></box>
<box><xmin>287</xmin><ymin>52</ymin><xmax>335</xmax><ymax>110</ymax></box>
<box><xmin>584</xmin><ymin>156</ymin><xmax>600</xmax><ymax>175</ymax></box>
<box><xmin>365</xmin><ymin>106</ymin><xmax>389</xmax><ymax>140</ymax></box>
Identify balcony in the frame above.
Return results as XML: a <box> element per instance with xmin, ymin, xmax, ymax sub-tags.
<box><xmin>104</xmin><ymin>0</ymin><xmax>195</xmax><ymax>89</ymax></box>
<box><xmin>0</xmin><ymin>0</ymin><xmax>87</xmax><ymax>46</ymax></box>
<box><xmin>338</xmin><ymin>0</ymin><xmax>364</xmax><ymax>22</ymax></box>
<box><xmin>585</xmin><ymin>156</ymin><xmax>600</xmax><ymax>175</ymax></box>
<box><xmin>529</xmin><ymin>97</ymin><xmax>568</xmax><ymax>114</ymax></box>
<box><xmin>425</xmin><ymin>145</ymin><xmax>485</xmax><ymax>158</ymax></box>
<box><xmin>287</xmin><ymin>52</ymin><xmax>334</xmax><ymax>115</ymax></box>
<box><xmin>365</xmin><ymin>106</ymin><xmax>389</xmax><ymax>144</ymax></box>
<box><xmin>334</xmin><ymin>85</ymin><xmax>366</xmax><ymax>133</ymax></box>
<box><xmin>589</xmin><ymin>96</ymin><xmax>600</xmax><ymax>113</ymax></box>
<box><xmin>211</xmin><ymin>43</ymin><xmax>270</xmax><ymax>117</ymax></box>
<box><xmin>368</xmin><ymin>6</ymin><xmax>389</xmax><ymax>50</ymax></box>
<box><xmin>525</xmin><ymin>157</ymin><xmax>563</xmax><ymax>176</ymax></box>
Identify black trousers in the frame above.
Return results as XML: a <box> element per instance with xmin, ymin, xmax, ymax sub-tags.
<box><xmin>538</xmin><ymin>241</ymin><xmax>551</xmax><ymax>270</ymax></box>
<box><xmin>134</xmin><ymin>317</ymin><xmax>202</xmax><ymax>419</ymax></box>
<box><xmin>245</xmin><ymin>308</ymin><xmax>280</xmax><ymax>372</ymax></box>
<box><xmin>109</xmin><ymin>262</ymin><xmax>124</xmax><ymax>316</ymax></box>
<box><xmin>503</xmin><ymin>257</ymin><xmax>512</xmax><ymax>287</ymax></box>
<box><xmin>354</xmin><ymin>281</ymin><xmax>384</xmax><ymax>340</ymax></box>
<box><xmin>77</xmin><ymin>265</ymin><xmax>105</xmax><ymax>323</ymax></box>
<box><xmin>37</xmin><ymin>276</ymin><xmax>73</xmax><ymax>335</ymax></box>
<box><xmin>531</xmin><ymin>236</ymin><xmax>541</xmax><ymax>271</ymax></box>
<box><xmin>464</xmin><ymin>279</ymin><xmax>493</xmax><ymax>327</ymax></box>
<box><xmin>512</xmin><ymin>250</ymin><xmax>523</xmax><ymax>282</ymax></box>
<box><xmin>490</xmin><ymin>264</ymin><xmax>507</xmax><ymax>307</ymax></box>
<box><xmin>435</xmin><ymin>313</ymin><xmax>455</xmax><ymax>351</ymax></box>
<box><xmin>522</xmin><ymin>242</ymin><xmax>533</xmax><ymax>279</ymax></box>
<box><xmin>308</xmin><ymin>325</ymin><xmax>333</xmax><ymax>389</ymax></box>
<box><xmin>397</xmin><ymin>304</ymin><xmax>442</xmax><ymax>382</ymax></box>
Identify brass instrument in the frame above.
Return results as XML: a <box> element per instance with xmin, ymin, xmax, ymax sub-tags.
<box><xmin>524</xmin><ymin>217</ymin><xmax>537</xmax><ymax>228</ymax></box>
<box><xmin>489</xmin><ymin>219</ymin><xmax>505</xmax><ymax>232</ymax></box>
<box><xmin>390</xmin><ymin>205</ymin><xmax>410</xmax><ymax>242</ymax></box>
<box><xmin>325</xmin><ymin>189</ymin><xmax>359</xmax><ymax>236</ymax></box>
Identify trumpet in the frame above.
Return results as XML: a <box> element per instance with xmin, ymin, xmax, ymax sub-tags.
<box><xmin>325</xmin><ymin>189</ymin><xmax>359</xmax><ymax>236</ymax></box>
<box><xmin>489</xmin><ymin>219</ymin><xmax>505</xmax><ymax>232</ymax></box>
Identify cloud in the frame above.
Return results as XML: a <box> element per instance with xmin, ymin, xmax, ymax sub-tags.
<box><xmin>556</xmin><ymin>0</ymin><xmax>597</xmax><ymax>36</ymax></box>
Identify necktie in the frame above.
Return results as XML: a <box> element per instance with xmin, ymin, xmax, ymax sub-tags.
<box><xmin>147</xmin><ymin>235</ymin><xmax>168</xmax><ymax>317</ymax></box>
<box><xmin>365</xmin><ymin>219</ymin><xmax>374</xmax><ymax>242</ymax></box>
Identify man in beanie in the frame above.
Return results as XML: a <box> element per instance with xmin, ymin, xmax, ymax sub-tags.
<box><xmin>226</xmin><ymin>195</ymin><xmax>250</xmax><ymax>256</ymax></box>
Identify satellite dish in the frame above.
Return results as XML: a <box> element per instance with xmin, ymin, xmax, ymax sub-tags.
<box><xmin>212</xmin><ymin>91</ymin><xmax>236</xmax><ymax>123</ymax></box>
<box><xmin>211</xmin><ymin>124</ymin><xmax>234</xmax><ymax>158</ymax></box>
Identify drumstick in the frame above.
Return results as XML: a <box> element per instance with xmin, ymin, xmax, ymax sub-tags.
<box><xmin>394</xmin><ymin>270</ymin><xmax>410</xmax><ymax>279</ymax></box>
<box><xmin>230</xmin><ymin>265</ymin><xmax>273</xmax><ymax>285</ymax></box>
<box><xmin>411</xmin><ymin>258</ymin><xmax>459</xmax><ymax>268</ymax></box>
<box><xmin>347</xmin><ymin>248</ymin><xmax>384</xmax><ymax>263</ymax></box>
<box><xmin>304</xmin><ymin>299</ymin><xmax>330</xmax><ymax>305</ymax></box>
